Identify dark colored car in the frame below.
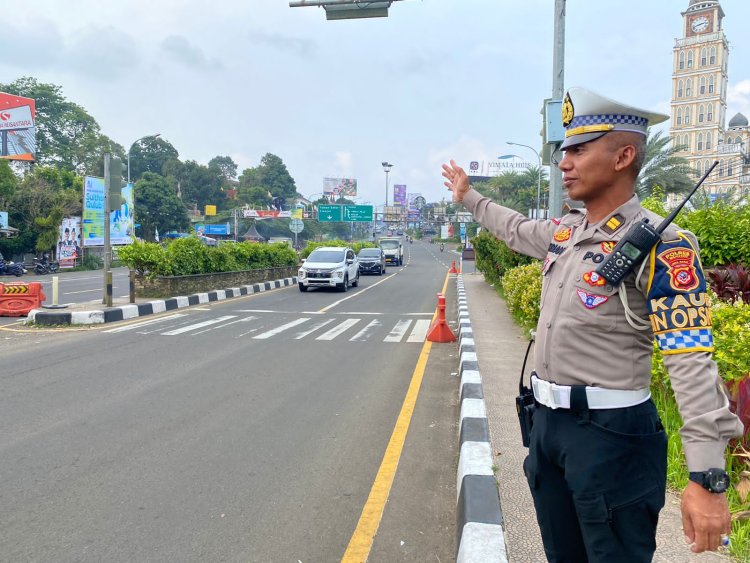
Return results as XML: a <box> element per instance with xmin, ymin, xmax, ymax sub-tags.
<box><xmin>357</xmin><ymin>248</ymin><xmax>386</xmax><ymax>275</ymax></box>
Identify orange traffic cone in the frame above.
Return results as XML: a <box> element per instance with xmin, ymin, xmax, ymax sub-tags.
<box><xmin>448</xmin><ymin>260</ymin><xmax>459</xmax><ymax>274</ymax></box>
<box><xmin>427</xmin><ymin>293</ymin><xmax>457</xmax><ymax>343</ymax></box>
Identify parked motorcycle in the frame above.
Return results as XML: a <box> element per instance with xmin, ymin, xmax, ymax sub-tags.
<box><xmin>0</xmin><ymin>253</ymin><xmax>26</xmax><ymax>277</ymax></box>
<box><xmin>33</xmin><ymin>255</ymin><xmax>60</xmax><ymax>275</ymax></box>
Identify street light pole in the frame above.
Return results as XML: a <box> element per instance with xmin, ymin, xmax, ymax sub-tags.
<box><xmin>381</xmin><ymin>161</ymin><xmax>393</xmax><ymax>224</ymax></box>
<box><xmin>128</xmin><ymin>133</ymin><xmax>161</xmax><ymax>185</ymax></box>
<box><xmin>507</xmin><ymin>142</ymin><xmax>543</xmax><ymax>219</ymax></box>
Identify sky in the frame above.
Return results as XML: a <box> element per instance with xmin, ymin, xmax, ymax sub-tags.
<box><xmin>3</xmin><ymin>0</ymin><xmax>750</xmax><ymax>207</ymax></box>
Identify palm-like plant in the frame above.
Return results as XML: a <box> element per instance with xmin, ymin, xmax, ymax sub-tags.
<box><xmin>637</xmin><ymin>130</ymin><xmax>694</xmax><ymax>200</ymax></box>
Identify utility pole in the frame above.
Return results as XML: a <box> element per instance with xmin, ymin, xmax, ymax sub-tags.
<box><xmin>548</xmin><ymin>0</ymin><xmax>566</xmax><ymax>218</ymax></box>
<box><xmin>103</xmin><ymin>154</ymin><xmax>112</xmax><ymax>306</ymax></box>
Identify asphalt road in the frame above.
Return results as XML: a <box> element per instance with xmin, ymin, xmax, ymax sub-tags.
<box><xmin>0</xmin><ymin>242</ymin><xmax>460</xmax><ymax>562</ymax></box>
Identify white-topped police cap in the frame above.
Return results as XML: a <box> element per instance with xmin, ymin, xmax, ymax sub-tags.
<box><xmin>560</xmin><ymin>87</ymin><xmax>669</xmax><ymax>149</ymax></box>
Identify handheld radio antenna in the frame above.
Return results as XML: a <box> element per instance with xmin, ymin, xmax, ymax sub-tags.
<box><xmin>656</xmin><ymin>160</ymin><xmax>718</xmax><ymax>234</ymax></box>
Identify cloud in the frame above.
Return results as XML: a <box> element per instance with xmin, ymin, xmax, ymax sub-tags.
<box><xmin>160</xmin><ymin>35</ymin><xmax>222</xmax><ymax>70</ymax></box>
<box><xmin>65</xmin><ymin>25</ymin><xmax>140</xmax><ymax>80</ymax></box>
<box><xmin>0</xmin><ymin>17</ymin><xmax>64</xmax><ymax>68</ymax></box>
<box><xmin>247</xmin><ymin>29</ymin><xmax>316</xmax><ymax>58</ymax></box>
<box><xmin>335</xmin><ymin>151</ymin><xmax>353</xmax><ymax>171</ymax></box>
<box><xmin>727</xmin><ymin>80</ymin><xmax>750</xmax><ymax>115</ymax></box>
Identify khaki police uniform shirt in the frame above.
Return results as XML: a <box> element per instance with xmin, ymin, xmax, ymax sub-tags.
<box><xmin>462</xmin><ymin>189</ymin><xmax>743</xmax><ymax>472</ymax></box>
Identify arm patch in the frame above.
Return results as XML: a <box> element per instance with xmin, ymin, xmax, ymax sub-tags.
<box><xmin>646</xmin><ymin>233</ymin><xmax>714</xmax><ymax>354</ymax></box>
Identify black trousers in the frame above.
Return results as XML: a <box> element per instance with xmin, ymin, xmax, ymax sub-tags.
<box><xmin>523</xmin><ymin>397</ymin><xmax>668</xmax><ymax>563</ymax></box>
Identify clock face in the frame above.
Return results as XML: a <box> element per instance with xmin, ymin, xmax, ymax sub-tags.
<box><xmin>691</xmin><ymin>16</ymin><xmax>710</xmax><ymax>33</ymax></box>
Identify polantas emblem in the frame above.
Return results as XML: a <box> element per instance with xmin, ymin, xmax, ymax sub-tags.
<box><xmin>657</xmin><ymin>247</ymin><xmax>699</xmax><ymax>292</ymax></box>
<box><xmin>562</xmin><ymin>92</ymin><xmax>574</xmax><ymax>127</ymax></box>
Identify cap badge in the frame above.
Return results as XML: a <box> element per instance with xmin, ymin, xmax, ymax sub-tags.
<box><xmin>562</xmin><ymin>92</ymin><xmax>574</xmax><ymax>127</ymax></box>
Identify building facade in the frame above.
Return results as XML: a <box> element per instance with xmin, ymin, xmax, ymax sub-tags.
<box><xmin>670</xmin><ymin>0</ymin><xmax>750</xmax><ymax>200</ymax></box>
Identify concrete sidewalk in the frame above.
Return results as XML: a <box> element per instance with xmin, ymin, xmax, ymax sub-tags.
<box><xmin>461</xmin><ymin>269</ymin><xmax>729</xmax><ymax>562</ymax></box>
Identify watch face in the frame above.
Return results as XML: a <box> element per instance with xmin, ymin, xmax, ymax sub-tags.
<box><xmin>708</xmin><ymin>469</ymin><xmax>729</xmax><ymax>493</ymax></box>
<box><xmin>692</xmin><ymin>16</ymin><xmax>710</xmax><ymax>33</ymax></box>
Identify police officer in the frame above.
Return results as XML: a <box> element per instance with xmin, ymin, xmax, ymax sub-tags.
<box><xmin>442</xmin><ymin>87</ymin><xmax>744</xmax><ymax>562</ymax></box>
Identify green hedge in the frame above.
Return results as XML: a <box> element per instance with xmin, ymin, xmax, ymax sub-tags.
<box><xmin>501</xmin><ymin>262</ymin><xmax>542</xmax><ymax>336</ymax></box>
<box><xmin>118</xmin><ymin>237</ymin><xmax>298</xmax><ymax>279</ymax></box>
<box><xmin>299</xmin><ymin>239</ymin><xmax>377</xmax><ymax>259</ymax></box>
<box><xmin>471</xmin><ymin>231</ymin><xmax>533</xmax><ymax>287</ymax></box>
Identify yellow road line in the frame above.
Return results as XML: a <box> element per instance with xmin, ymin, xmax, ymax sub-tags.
<box><xmin>341</xmin><ymin>272</ymin><xmax>451</xmax><ymax>562</ymax></box>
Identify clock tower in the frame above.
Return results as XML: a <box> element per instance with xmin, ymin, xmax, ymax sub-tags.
<box><xmin>670</xmin><ymin>1</ymin><xmax>749</xmax><ymax>200</ymax></box>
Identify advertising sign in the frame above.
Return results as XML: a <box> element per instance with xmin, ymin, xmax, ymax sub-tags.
<box><xmin>0</xmin><ymin>92</ymin><xmax>36</xmax><ymax>161</ymax></box>
<box><xmin>407</xmin><ymin>192</ymin><xmax>422</xmax><ymax>219</ymax></box>
<box><xmin>57</xmin><ymin>217</ymin><xmax>82</xmax><ymax>268</ymax></box>
<box><xmin>82</xmin><ymin>177</ymin><xmax>134</xmax><ymax>246</ymax></box>
<box><xmin>242</xmin><ymin>209</ymin><xmax>291</xmax><ymax>218</ymax></box>
<box><xmin>195</xmin><ymin>223</ymin><xmax>230</xmax><ymax>235</ymax></box>
<box><xmin>393</xmin><ymin>184</ymin><xmax>407</xmax><ymax>206</ymax></box>
<box><xmin>323</xmin><ymin>177</ymin><xmax>357</xmax><ymax>199</ymax></box>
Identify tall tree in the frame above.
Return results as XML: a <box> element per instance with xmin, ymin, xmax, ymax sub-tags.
<box><xmin>474</xmin><ymin>168</ymin><xmax>547</xmax><ymax>215</ymax></box>
<box><xmin>0</xmin><ymin>160</ymin><xmax>18</xmax><ymax>209</ymax></box>
<box><xmin>128</xmin><ymin>135</ymin><xmax>179</xmax><ymax>181</ymax></box>
<box><xmin>637</xmin><ymin>130</ymin><xmax>693</xmax><ymax>199</ymax></box>
<box><xmin>177</xmin><ymin>160</ymin><xmax>224</xmax><ymax>211</ymax></box>
<box><xmin>134</xmin><ymin>173</ymin><xmax>189</xmax><ymax>241</ymax></box>
<box><xmin>239</xmin><ymin>153</ymin><xmax>297</xmax><ymax>201</ymax></box>
<box><xmin>208</xmin><ymin>155</ymin><xmax>238</xmax><ymax>182</ymax></box>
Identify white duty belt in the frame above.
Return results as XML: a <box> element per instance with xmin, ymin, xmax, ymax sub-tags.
<box><xmin>531</xmin><ymin>375</ymin><xmax>650</xmax><ymax>410</ymax></box>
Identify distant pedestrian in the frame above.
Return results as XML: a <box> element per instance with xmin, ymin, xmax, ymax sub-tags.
<box><xmin>443</xmin><ymin>87</ymin><xmax>743</xmax><ymax>561</ymax></box>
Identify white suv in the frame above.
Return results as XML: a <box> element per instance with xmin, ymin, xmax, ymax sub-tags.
<box><xmin>298</xmin><ymin>247</ymin><xmax>360</xmax><ymax>292</ymax></box>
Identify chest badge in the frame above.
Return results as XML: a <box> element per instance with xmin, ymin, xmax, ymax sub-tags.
<box><xmin>601</xmin><ymin>241</ymin><xmax>616</xmax><ymax>254</ymax></box>
<box><xmin>583</xmin><ymin>271</ymin><xmax>607</xmax><ymax>287</ymax></box>
<box><xmin>553</xmin><ymin>228</ymin><xmax>572</xmax><ymax>242</ymax></box>
<box><xmin>576</xmin><ymin>289</ymin><xmax>609</xmax><ymax>309</ymax></box>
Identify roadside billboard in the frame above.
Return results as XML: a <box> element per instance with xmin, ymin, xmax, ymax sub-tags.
<box><xmin>323</xmin><ymin>177</ymin><xmax>357</xmax><ymax>199</ymax></box>
<box><xmin>57</xmin><ymin>217</ymin><xmax>82</xmax><ymax>268</ymax></box>
<box><xmin>407</xmin><ymin>192</ymin><xmax>422</xmax><ymax>219</ymax></box>
<box><xmin>82</xmin><ymin>176</ymin><xmax>135</xmax><ymax>246</ymax></box>
<box><xmin>393</xmin><ymin>184</ymin><xmax>407</xmax><ymax>206</ymax></box>
<box><xmin>0</xmin><ymin>92</ymin><xmax>36</xmax><ymax>162</ymax></box>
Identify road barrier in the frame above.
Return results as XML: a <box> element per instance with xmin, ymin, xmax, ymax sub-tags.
<box><xmin>449</xmin><ymin>260</ymin><xmax>460</xmax><ymax>274</ymax></box>
<box><xmin>427</xmin><ymin>292</ymin><xmax>456</xmax><ymax>343</ymax></box>
<box><xmin>0</xmin><ymin>281</ymin><xmax>46</xmax><ymax>317</ymax></box>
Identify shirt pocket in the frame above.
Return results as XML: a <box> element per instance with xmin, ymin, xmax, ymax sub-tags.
<box><xmin>568</xmin><ymin>273</ymin><xmax>619</xmax><ymax>331</ymax></box>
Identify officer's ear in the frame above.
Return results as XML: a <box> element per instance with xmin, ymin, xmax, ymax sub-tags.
<box><xmin>613</xmin><ymin>144</ymin><xmax>638</xmax><ymax>175</ymax></box>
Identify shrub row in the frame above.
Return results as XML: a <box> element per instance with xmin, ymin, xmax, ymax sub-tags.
<box><xmin>118</xmin><ymin>237</ymin><xmax>298</xmax><ymax>279</ymax></box>
<box><xmin>300</xmin><ymin>239</ymin><xmax>377</xmax><ymax>259</ymax></box>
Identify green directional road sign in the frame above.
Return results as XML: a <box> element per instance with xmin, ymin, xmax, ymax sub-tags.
<box><xmin>317</xmin><ymin>205</ymin><xmax>343</xmax><ymax>222</ymax></box>
<box><xmin>343</xmin><ymin>205</ymin><xmax>373</xmax><ymax>222</ymax></box>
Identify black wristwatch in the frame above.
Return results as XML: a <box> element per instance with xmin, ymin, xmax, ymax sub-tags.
<box><xmin>689</xmin><ymin>468</ymin><xmax>730</xmax><ymax>493</ymax></box>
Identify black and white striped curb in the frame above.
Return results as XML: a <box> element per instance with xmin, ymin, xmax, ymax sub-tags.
<box><xmin>27</xmin><ymin>277</ymin><xmax>298</xmax><ymax>326</ymax></box>
<box><xmin>456</xmin><ymin>274</ymin><xmax>508</xmax><ymax>563</ymax></box>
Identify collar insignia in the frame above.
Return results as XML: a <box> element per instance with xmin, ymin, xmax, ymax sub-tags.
<box><xmin>601</xmin><ymin>213</ymin><xmax>625</xmax><ymax>235</ymax></box>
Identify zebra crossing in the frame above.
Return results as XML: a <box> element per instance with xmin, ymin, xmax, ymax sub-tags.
<box><xmin>103</xmin><ymin>312</ymin><xmax>433</xmax><ymax>344</ymax></box>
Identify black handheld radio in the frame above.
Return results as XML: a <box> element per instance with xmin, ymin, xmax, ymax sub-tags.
<box><xmin>595</xmin><ymin>160</ymin><xmax>718</xmax><ymax>286</ymax></box>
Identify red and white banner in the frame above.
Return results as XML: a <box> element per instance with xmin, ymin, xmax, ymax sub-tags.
<box><xmin>242</xmin><ymin>209</ymin><xmax>292</xmax><ymax>219</ymax></box>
